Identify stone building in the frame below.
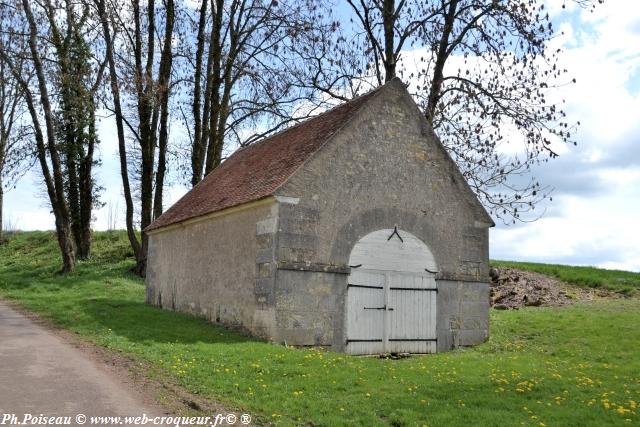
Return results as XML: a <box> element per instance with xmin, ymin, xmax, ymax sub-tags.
<box><xmin>145</xmin><ymin>78</ymin><xmax>494</xmax><ymax>354</ymax></box>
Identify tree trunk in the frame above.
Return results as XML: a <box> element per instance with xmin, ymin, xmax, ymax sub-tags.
<box><xmin>133</xmin><ymin>0</ymin><xmax>158</xmax><ymax>276</ymax></box>
<box><xmin>211</xmin><ymin>75</ymin><xmax>232</xmax><ymax>168</ymax></box>
<box><xmin>0</xmin><ymin>173</ymin><xmax>4</xmax><ymax>242</ymax></box>
<box><xmin>21</xmin><ymin>0</ymin><xmax>76</xmax><ymax>272</ymax></box>
<box><xmin>190</xmin><ymin>0</ymin><xmax>208</xmax><ymax>187</ymax></box>
<box><xmin>65</xmin><ymin>127</ymin><xmax>83</xmax><ymax>256</ymax></box>
<box><xmin>0</xmin><ymin>133</ymin><xmax>5</xmax><ymax>241</ymax></box>
<box><xmin>204</xmin><ymin>0</ymin><xmax>224</xmax><ymax>175</ymax></box>
<box><xmin>21</xmin><ymin>87</ymin><xmax>76</xmax><ymax>272</ymax></box>
<box><xmin>77</xmin><ymin>112</ymin><xmax>96</xmax><ymax>259</ymax></box>
<box><xmin>96</xmin><ymin>0</ymin><xmax>142</xmax><ymax>267</ymax></box>
<box><xmin>425</xmin><ymin>0</ymin><xmax>458</xmax><ymax>125</ymax></box>
<box><xmin>54</xmin><ymin>214</ymin><xmax>76</xmax><ymax>273</ymax></box>
<box><xmin>382</xmin><ymin>0</ymin><xmax>396</xmax><ymax>81</ymax></box>
<box><xmin>195</xmin><ymin>6</ymin><xmax>217</xmax><ymax>181</ymax></box>
<box><xmin>152</xmin><ymin>0</ymin><xmax>174</xmax><ymax>222</ymax></box>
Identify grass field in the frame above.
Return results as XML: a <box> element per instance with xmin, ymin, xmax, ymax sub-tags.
<box><xmin>492</xmin><ymin>260</ymin><xmax>640</xmax><ymax>294</ymax></box>
<box><xmin>1</xmin><ymin>231</ymin><xmax>639</xmax><ymax>426</ymax></box>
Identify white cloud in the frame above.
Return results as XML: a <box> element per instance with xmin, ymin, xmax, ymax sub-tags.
<box><xmin>492</xmin><ymin>178</ymin><xmax>640</xmax><ymax>271</ymax></box>
<box><xmin>546</xmin><ymin>1</ymin><xmax>579</xmax><ymax>19</ymax></box>
<box><xmin>491</xmin><ymin>0</ymin><xmax>640</xmax><ymax>271</ymax></box>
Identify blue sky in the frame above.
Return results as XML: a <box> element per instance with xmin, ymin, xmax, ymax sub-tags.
<box><xmin>4</xmin><ymin>0</ymin><xmax>640</xmax><ymax>271</ymax></box>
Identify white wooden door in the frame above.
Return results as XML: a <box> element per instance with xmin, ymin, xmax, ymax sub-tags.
<box><xmin>387</xmin><ymin>272</ymin><xmax>437</xmax><ymax>353</ymax></box>
<box><xmin>345</xmin><ymin>270</ymin><xmax>386</xmax><ymax>354</ymax></box>
<box><xmin>345</xmin><ymin>229</ymin><xmax>438</xmax><ymax>355</ymax></box>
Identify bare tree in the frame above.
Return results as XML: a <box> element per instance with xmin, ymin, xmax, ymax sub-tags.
<box><xmin>0</xmin><ymin>0</ymin><xmax>104</xmax><ymax>268</ymax></box>
<box><xmin>96</xmin><ymin>0</ymin><xmax>176</xmax><ymax>275</ymax></box>
<box><xmin>106</xmin><ymin>198</ymin><xmax>119</xmax><ymax>231</ymax></box>
<box><xmin>304</xmin><ymin>0</ymin><xmax>601</xmax><ymax>222</ymax></box>
<box><xmin>96</xmin><ymin>0</ymin><xmax>326</xmax><ymax>274</ymax></box>
<box><xmin>1</xmin><ymin>213</ymin><xmax>20</xmax><ymax>234</ymax></box>
<box><xmin>185</xmin><ymin>0</ymin><xmax>333</xmax><ymax>186</ymax></box>
<box><xmin>95</xmin><ymin>0</ymin><xmax>141</xmax><ymax>269</ymax></box>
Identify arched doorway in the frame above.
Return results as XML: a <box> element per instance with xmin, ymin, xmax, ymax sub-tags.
<box><xmin>345</xmin><ymin>228</ymin><xmax>438</xmax><ymax>355</ymax></box>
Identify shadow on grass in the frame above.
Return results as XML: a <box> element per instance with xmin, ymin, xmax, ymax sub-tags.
<box><xmin>80</xmin><ymin>297</ymin><xmax>256</xmax><ymax>345</ymax></box>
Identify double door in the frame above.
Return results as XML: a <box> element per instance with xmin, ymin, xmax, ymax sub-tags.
<box><xmin>346</xmin><ymin>268</ymin><xmax>437</xmax><ymax>355</ymax></box>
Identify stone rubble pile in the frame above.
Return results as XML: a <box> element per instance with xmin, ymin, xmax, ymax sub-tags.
<box><xmin>489</xmin><ymin>267</ymin><xmax>610</xmax><ymax>310</ymax></box>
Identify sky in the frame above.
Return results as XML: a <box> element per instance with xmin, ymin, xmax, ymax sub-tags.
<box><xmin>489</xmin><ymin>0</ymin><xmax>640</xmax><ymax>272</ymax></box>
<box><xmin>3</xmin><ymin>0</ymin><xmax>640</xmax><ymax>272</ymax></box>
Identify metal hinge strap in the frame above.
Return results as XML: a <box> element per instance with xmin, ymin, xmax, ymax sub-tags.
<box><xmin>347</xmin><ymin>284</ymin><xmax>383</xmax><ymax>290</ymax></box>
<box><xmin>389</xmin><ymin>287</ymin><xmax>438</xmax><ymax>292</ymax></box>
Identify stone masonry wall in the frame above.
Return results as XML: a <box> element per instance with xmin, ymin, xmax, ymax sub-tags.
<box><xmin>273</xmin><ymin>79</ymin><xmax>492</xmax><ymax>350</ymax></box>
<box><xmin>436</xmin><ymin>281</ymin><xmax>490</xmax><ymax>351</ymax></box>
<box><xmin>145</xmin><ymin>200</ymin><xmax>279</xmax><ymax>339</ymax></box>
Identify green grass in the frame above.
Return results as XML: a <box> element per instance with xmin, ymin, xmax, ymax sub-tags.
<box><xmin>1</xmin><ymin>232</ymin><xmax>639</xmax><ymax>426</ymax></box>
<box><xmin>491</xmin><ymin>260</ymin><xmax>640</xmax><ymax>294</ymax></box>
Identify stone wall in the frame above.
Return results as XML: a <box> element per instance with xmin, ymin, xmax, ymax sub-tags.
<box><xmin>272</xmin><ymin>79</ymin><xmax>492</xmax><ymax>350</ymax></box>
<box><xmin>436</xmin><ymin>281</ymin><xmax>490</xmax><ymax>351</ymax></box>
<box><xmin>272</xmin><ymin>269</ymin><xmax>347</xmax><ymax>347</ymax></box>
<box><xmin>145</xmin><ymin>200</ymin><xmax>279</xmax><ymax>339</ymax></box>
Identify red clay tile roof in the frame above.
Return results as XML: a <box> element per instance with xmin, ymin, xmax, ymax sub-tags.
<box><xmin>146</xmin><ymin>85</ymin><xmax>384</xmax><ymax>232</ymax></box>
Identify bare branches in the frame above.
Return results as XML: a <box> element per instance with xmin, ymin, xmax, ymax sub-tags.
<box><xmin>0</xmin><ymin>47</ymin><xmax>31</xmax><ymax>242</ymax></box>
<box><xmin>96</xmin><ymin>0</ymin><xmax>178</xmax><ymax>275</ymax></box>
<box><xmin>181</xmin><ymin>0</ymin><xmax>335</xmax><ymax>187</ymax></box>
<box><xmin>300</xmin><ymin>0</ymin><xmax>597</xmax><ymax>223</ymax></box>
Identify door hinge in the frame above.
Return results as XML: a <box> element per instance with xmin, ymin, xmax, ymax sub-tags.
<box><xmin>348</xmin><ymin>283</ymin><xmax>383</xmax><ymax>290</ymax></box>
<box><xmin>363</xmin><ymin>305</ymin><xmax>394</xmax><ymax>311</ymax></box>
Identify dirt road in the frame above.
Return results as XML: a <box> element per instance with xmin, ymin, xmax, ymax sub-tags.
<box><xmin>0</xmin><ymin>300</ymin><xmax>165</xmax><ymax>423</ymax></box>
